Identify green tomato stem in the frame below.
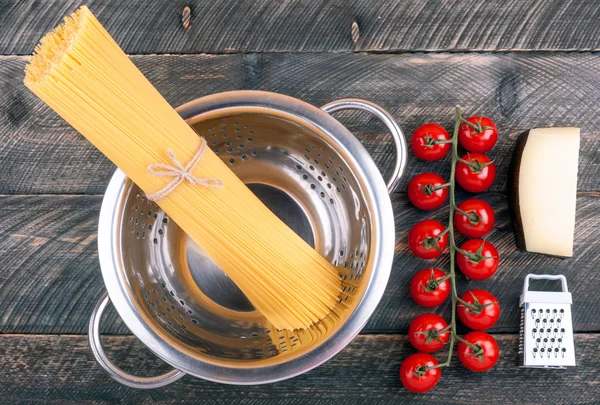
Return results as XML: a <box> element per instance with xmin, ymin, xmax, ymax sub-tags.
<box><xmin>445</xmin><ymin>105</ymin><xmax>462</xmax><ymax>366</ymax></box>
<box><xmin>424</xmin><ymin>106</ymin><xmax>487</xmax><ymax>373</ymax></box>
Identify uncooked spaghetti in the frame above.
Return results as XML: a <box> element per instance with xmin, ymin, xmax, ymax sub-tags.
<box><xmin>24</xmin><ymin>6</ymin><xmax>342</xmax><ymax>331</ymax></box>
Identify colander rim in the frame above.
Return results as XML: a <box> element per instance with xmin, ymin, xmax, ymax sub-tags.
<box><xmin>97</xmin><ymin>90</ymin><xmax>395</xmax><ymax>384</ymax></box>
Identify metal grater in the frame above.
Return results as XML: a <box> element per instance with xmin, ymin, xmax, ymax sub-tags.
<box><xmin>519</xmin><ymin>274</ymin><xmax>576</xmax><ymax>368</ymax></box>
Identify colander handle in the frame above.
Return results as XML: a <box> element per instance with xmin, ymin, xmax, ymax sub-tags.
<box><xmin>321</xmin><ymin>99</ymin><xmax>407</xmax><ymax>193</ymax></box>
<box><xmin>88</xmin><ymin>293</ymin><xmax>186</xmax><ymax>389</ymax></box>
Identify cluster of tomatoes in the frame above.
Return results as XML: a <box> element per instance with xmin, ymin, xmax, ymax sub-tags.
<box><xmin>400</xmin><ymin>116</ymin><xmax>501</xmax><ymax>393</ymax></box>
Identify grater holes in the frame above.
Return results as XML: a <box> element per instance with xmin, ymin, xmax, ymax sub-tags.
<box><xmin>229</xmin><ymin>158</ymin><xmax>235</xmax><ymax>165</ymax></box>
<box><xmin>302</xmin><ymin>174</ymin><xmax>308</xmax><ymax>180</ymax></box>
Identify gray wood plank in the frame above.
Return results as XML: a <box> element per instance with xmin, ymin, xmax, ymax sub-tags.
<box><xmin>2</xmin><ymin>0</ymin><xmax>600</xmax><ymax>54</ymax></box>
<box><xmin>1</xmin><ymin>192</ymin><xmax>598</xmax><ymax>334</ymax></box>
<box><xmin>0</xmin><ymin>333</ymin><xmax>597</xmax><ymax>404</ymax></box>
<box><xmin>1</xmin><ymin>52</ymin><xmax>600</xmax><ymax>194</ymax></box>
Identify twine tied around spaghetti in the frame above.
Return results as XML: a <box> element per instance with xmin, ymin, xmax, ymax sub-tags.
<box><xmin>146</xmin><ymin>138</ymin><xmax>223</xmax><ymax>201</ymax></box>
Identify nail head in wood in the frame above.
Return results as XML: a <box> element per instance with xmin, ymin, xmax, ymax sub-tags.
<box><xmin>351</xmin><ymin>21</ymin><xmax>359</xmax><ymax>44</ymax></box>
<box><xmin>182</xmin><ymin>6</ymin><xmax>191</xmax><ymax>30</ymax></box>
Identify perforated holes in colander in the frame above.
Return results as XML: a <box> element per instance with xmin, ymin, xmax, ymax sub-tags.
<box><xmin>205</xmin><ymin>121</ymin><xmax>257</xmax><ymax>164</ymax></box>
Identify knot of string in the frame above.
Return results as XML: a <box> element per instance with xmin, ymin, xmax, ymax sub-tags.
<box><xmin>146</xmin><ymin>138</ymin><xmax>223</xmax><ymax>201</ymax></box>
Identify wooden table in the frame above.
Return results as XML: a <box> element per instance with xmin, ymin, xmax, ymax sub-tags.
<box><xmin>1</xmin><ymin>1</ymin><xmax>599</xmax><ymax>403</ymax></box>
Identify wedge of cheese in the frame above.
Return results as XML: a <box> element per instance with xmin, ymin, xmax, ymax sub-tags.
<box><xmin>508</xmin><ymin>127</ymin><xmax>580</xmax><ymax>257</ymax></box>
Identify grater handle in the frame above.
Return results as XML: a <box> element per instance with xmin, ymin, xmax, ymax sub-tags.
<box><xmin>88</xmin><ymin>293</ymin><xmax>186</xmax><ymax>389</ymax></box>
<box><xmin>321</xmin><ymin>99</ymin><xmax>407</xmax><ymax>193</ymax></box>
<box><xmin>523</xmin><ymin>274</ymin><xmax>569</xmax><ymax>294</ymax></box>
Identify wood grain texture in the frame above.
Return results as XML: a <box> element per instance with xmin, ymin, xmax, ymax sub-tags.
<box><xmin>2</xmin><ymin>0</ymin><xmax>600</xmax><ymax>54</ymax></box>
<box><xmin>2</xmin><ymin>52</ymin><xmax>600</xmax><ymax>194</ymax></box>
<box><xmin>0</xmin><ymin>333</ymin><xmax>598</xmax><ymax>404</ymax></box>
<box><xmin>1</xmin><ymin>192</ymin><xmax>598</xmax><ymax>335</ymax></box>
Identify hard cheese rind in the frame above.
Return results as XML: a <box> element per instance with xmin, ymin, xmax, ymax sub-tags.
<box><xmin>509</xmin><ymin>128</ymin><xmax>580</xmax><ymax>257</ymax></box>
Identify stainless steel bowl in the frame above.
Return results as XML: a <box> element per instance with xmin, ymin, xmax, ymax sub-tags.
<box><xmin>88</xmin><ymin>91</ymin><xmax>407</xmax><ymax>387</ymax></box>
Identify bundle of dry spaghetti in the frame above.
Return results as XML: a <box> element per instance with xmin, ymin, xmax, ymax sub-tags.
<box><xmin>24</xmin><ymin>6</ymin><xmax>341</xmax><ymax>331</ymax></box>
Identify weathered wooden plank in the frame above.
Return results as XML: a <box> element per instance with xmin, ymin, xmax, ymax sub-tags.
<box><xmin>1</xmin><ymin>192</ymin><xmax>598</xmax><ymax>334</ymax></box>
<box><xmin>0</xmin><ymin>333</ymin><xmax>598</xmax><ymax>404</ymax></box>
<box><xmin>2</xmin><ymin>0</ymin><xmax>600</xmax><ymax>54</ymax></box>
<box><xmin>2</xmin><ymin>52</ymin><xmax>600</xmax><ymax>194</ymax></box>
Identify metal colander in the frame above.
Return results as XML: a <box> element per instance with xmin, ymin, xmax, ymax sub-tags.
<box><xmin>88</xmin><ymin>91</ymin><xmax>406</xmax><ymax>387</ymax></box>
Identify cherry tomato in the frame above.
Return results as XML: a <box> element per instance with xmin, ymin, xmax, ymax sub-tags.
<box><xmin>408</xmin><ymin>220</ymin><xmax>448</xmax><ymax>259</ymax></box>
<box><xmin>457</xmin><ymin>239</ymin><xmax>499</xmax><ymax>280</ymax></box>
<box><xmin>459</xmin><ymin>116</ymin><xmax>498</xmax><ymax>153</ymax></box>
<box><xmin>458</xmin><ymin>332</ymin><xmax>499</xmax><ymax>372</ymax></box>
<box><xmin>408</xmin><ymin>313</ymin><xmax>450</xmax><ymax>353</ymax></box>
<box><xmin>410</xmin><ymin>268</ymin><xmax>451</xmax><ymax>307</ymax></box>
<box><xmin>400</xmin><ymin>353</ymin><xmax>441</xmax><ymax>393</ymax></box>
<box><xmin>408</xmin><ymin>173</ymin><xmax>448</xmax><ymax>210</ymax></box>
<box><xmin>455</xmin><ymin>153</ymin><xmax>496</xmax><ymax>193</ymax></box>
<box><xmin>411</xmin><ymin>123</ymin><xmax>451</xmax><ymax>161</ymax></box>
<box><xmin>454</xmin><ymin>198</ymin><xmax>495</xmax><ymax>238</ymax></box>
<box><xmin>457</xmin><ymin>290</ymin><xmax>500</xmax><ymax>330</ymax></box>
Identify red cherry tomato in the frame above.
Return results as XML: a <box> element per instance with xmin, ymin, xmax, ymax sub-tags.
<box><xmin>454</xmin><ymin>198</ymin><xmax>495</xmax><ymax>238</ymax></box>
<box><xmin>408</xmin><ymin>220</ymin><xmax>448</xmax><ymax>259</ymax></box>
<box><xmin>400</xmin><ymin>353</ymin><xmax>441</xmax><ymax>393</ymax></box>
<box><xmin>457</xmin><ymin>290</ymin><xmax>500</xmax><ymax>331</ymax></box>
<box><xmin>458</xmin><ymin>332</ymin><xmax>499</xmax><ymax>372</ymax></box>
<box><xmin>410</xmin><ymin>268</ymin><xmax>451</xmax><ymax>307</ymax></box>
<box><xmin>408</xmin><ymin>173</ymin><xmax>448</xmax><ymax>210</ymax></box>
<box><xmin>457</xmin><ymin>239</ymin><xmax>499</xmax><ymax>280</ymax></box>
<box><xmin>455</xmin><ymin>153</ymin><xmax>496</xmax><ymax>193</ymax></box>
<box><xmin>459</xmin><ymin>116</ymin><xmax>498</xmax><ymax>153</ymax></box>
<box><xmin>408</xmin><ymin>313</ymin><xmax>450</xmax><ymax>353</ymax></box>
<box><xmin>411</xmin><ymin>123</ymin><xmax>451</xmax><ymax>161</ymax></box>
